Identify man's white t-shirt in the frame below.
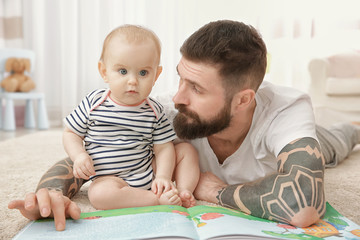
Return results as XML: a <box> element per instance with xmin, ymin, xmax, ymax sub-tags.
<box><xmin>156</xmin><ymin>81</ymin><xmax>318</xmax><ymax>185</ymax></box>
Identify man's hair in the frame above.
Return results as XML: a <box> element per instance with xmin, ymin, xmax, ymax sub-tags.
<box><xmin>100</xmin><ymin>24</ymin><xmax>161</xmax><ymax>64</ymax></box>
<box><xmin>180</xmin><ymin>20</ymin><xmax>267</xmax><ymax>93</ymax></box>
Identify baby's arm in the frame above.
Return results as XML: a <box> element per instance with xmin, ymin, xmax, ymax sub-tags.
<box><xmin>63</xmin><ymin>127</ymin><xmax>95</xmax><ymax>180</ymax></box>
<box><xmin>152</xmin><ymin>141</ymin><xmax>176</xmax><ymax>197</ymax></box>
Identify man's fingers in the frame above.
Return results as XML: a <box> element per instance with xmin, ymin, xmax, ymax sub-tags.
<box><xmin>67</xmin><ymin>201</ymin><xmax>81</xmax><ymax>220</ymax></box>
<box><xmin>36</xmin><ymin>189</ymin><xmax>52</xmax><ymax>217</ymax></box>
<box><xmin>8</xmin><ymin>200</ymin><xmax>25</xmax><ymax>210</ymax></box>
<box><xmin>8</xmin><ymin>199</ymin><xmax>42</xmax><ymax>220</ymax></box>
<box><xmin>50</xmin><ymin>192</ymin><xmax>67</xmax><ymax>231</ymax></box>
<box><xmin>23</xmin><ymin>192</ymin><xmax>37</xmax><ymax>210</ymax></box>
<box><xmin>8</xmin><ymin>196</ymin><xmax>42</xmax><ymax>221</ymax></box>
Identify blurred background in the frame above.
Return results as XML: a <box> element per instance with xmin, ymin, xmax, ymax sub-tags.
<box><xmin>1</xmin><ymin>0</ymin><xmax>360</xmax><ymax>127</ymax></box>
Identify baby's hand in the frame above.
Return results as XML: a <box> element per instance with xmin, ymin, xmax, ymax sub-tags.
<box><xmin>73</xmin><ymin>153</ymin><xmax>95</xmax><ymax>180</ymax></box>
<box><xmin>151</xmin><ymin>176</ymin><xmax>175</xmax><ymax>198</ymax></box>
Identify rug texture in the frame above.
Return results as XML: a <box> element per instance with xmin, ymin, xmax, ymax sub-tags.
<box><xmin>1</xmin><ymin>130</ymin><xmax>360</xmax><ymax>239</ymax></box>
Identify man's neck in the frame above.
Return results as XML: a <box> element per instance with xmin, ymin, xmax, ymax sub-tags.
<box><xmin>207</xmin><ymin>100</ymin><xmax>256</xmax><ymax>163</ymax></box>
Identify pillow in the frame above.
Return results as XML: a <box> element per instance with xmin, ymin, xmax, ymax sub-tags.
<box><xmin>326</xmin><ymin>77</ymin><xmax>360</xmax><ymax>95</ymax></box>
<box><xmin>327</xmin><ymin>51</ymin><xmax>360</xmax><ymax>78</ymax></box>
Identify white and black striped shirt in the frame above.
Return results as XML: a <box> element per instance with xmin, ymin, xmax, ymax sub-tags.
<box><xmin>64</xmin><ymin>89</ymin><xmax>176</xmax><ymax>188</ymax></box>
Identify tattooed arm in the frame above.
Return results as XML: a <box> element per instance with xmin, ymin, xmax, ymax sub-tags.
<box><xmin>8</xmin><ymin>158</ymin><xmax>86</xmax><ymax>231</ymax></box>
<box><xmin>36</xmin><ymin>158</ymin><xmax>85</xmax><ymax>198</ymax></box>
<box><xmin>194</xmin><ymin>137</ymin><xmax>325</xmax><ymax>227</ymax></box>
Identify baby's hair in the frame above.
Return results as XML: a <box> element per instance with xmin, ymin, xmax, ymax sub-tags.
<box><xmin>100</xmin><ymin>24</ymin><xmax>161</xmax><ymax>63</ymax></box>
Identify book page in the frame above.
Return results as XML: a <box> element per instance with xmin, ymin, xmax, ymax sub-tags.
<box><xmin>14</xmin><ymin>205</ymin><xmax>199</xmax><ymax>240</ymax></box>
<box><xmin>13</xmin><ymin>203</ymin><xmax>360</xmax><ymax>240</ymax></box>
<box><xmin>187</xmin><ymin>204</ymin><xmax>360</xmax><ymax>240</ymax></box>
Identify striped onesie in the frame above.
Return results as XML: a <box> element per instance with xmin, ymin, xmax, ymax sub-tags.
<box><xmin>64</xmin><ymin>89</ymin><xmax>176</xmax><ymax>190</ymax></box>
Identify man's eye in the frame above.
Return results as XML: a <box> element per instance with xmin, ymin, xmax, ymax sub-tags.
<box><xmin>192</xmin><ymin>84</ymin><xmax>200</xmax><ymax>93</ymax></box>
<box><xmin>119</xmin><ymin>69</ymin><xmax>127</xmax><ymax>75</ymax></box>
<box><xmin>139</xmin><ymin>70</ymin><xmax>148</xmax><ymax>76</ymax></box>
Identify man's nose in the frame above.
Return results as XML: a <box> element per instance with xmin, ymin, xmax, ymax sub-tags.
<box><xmin>172</xmin><ymin>83</ymin><xmax>189</xmax><ymax>105</ymax></box>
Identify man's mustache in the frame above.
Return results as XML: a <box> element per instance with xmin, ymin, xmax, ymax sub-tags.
<box><xmin>175</xmin><ymin>104</ymin><xmax>200</xmax><ymax>121</ymax></box>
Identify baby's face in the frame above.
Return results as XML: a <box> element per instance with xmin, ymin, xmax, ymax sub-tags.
<box><xmin>100</xmin><ymin>36</ymin><xmax>161</xmax><ymax>106</ymax></box>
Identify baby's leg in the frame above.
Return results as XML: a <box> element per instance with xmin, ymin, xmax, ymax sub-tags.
<box><xmin>174</xmin><ymin>142</ymin><xmax>200</xmax><ymax>208</ymax></box>
<box><xmin>88</xmin><ymin>176</ymin><xmax>181</xmax><ymax>210</ymax></box>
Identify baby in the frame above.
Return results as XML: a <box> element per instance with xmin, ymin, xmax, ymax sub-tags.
<box><xmin>63</xmin><ymin>24</ymin><xmax>199</xmax><ymax>210</ymax></box>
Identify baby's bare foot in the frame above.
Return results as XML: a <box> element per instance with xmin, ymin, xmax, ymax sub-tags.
<box><xmin>179</xmin><ymin>190</ymin><xmax>196</xmax><ymax>208</ymax></box>
<box><xmin>159</xmin><ymin>189</ymin><xmax>182</xmax><ymax>206</ymax></box>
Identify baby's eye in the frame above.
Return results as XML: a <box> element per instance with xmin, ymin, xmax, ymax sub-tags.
<box><xmin>139</xmin><ymin>70</ymin><xmax>148</xmax><ymax>76</ymax></box>
<box><xmin>119</xmin><ymin>69</ymin><xmax>127</xmax><ymax>75</ymax></box>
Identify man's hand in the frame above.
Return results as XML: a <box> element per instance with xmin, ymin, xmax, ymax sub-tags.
<box><xmin>8</xmin><ymin>188</ymin><xmax>81</xmax><ymax>231</ymax></box>
<box><xmin>194</xmin><ymin>172</ymin><xmax>228</xmax><ymax>204</ymax></box>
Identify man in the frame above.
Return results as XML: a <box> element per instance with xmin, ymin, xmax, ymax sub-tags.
<box><xmin>8</xmin><ymin>20</ymin><xmax>359</xmax><ymax>231</ymax></box>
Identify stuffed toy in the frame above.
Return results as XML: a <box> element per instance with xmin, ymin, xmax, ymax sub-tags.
<box><xmin>1</xmin><ymin>57</ymin><xmax>36</xmax><ymax>92</ymax></box>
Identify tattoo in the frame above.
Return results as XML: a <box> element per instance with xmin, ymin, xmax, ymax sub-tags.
<box><xmin>36</xmin><ymin>158</ymin><xmax>86</xmax><ymax>198</ymax></box>
<box><xmin>217</xmin><ymin>137</ymin><xmax>325</xmax><ymax>224</ymax></box>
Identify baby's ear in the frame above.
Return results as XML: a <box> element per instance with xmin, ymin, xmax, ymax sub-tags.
<box><xmin>152</xmin><ymin>66</ymin><xmax>162</xmax><ymax>86</ymax></box>
<box><xmin>98</xmin><ymin>61</ymin><xmax>107</xmax><ymax>82</ymax></box>
<box><xmin>155</xmin><ymin>66</ymin><xmax>163</xmax><ymax>80</ymax></box>
<box><xmin>5</xmin><ymin>58</ymin><xmax>16</xmax><ymax>72</ymax></box>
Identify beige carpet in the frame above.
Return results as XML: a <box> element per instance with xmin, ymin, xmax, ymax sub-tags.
<box><xmin>1</xmin><ymin>130</ymin><xmax>360</xmax><ymax>239</ymax></box>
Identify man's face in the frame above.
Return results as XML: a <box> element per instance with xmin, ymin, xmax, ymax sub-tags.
<box><xmin>172</xmin><ymin>57</ymin><xmax>232</xmax><ymax>139</ymax></box>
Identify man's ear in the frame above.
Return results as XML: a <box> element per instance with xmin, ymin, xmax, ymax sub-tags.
<box><xmin>98</xmin><ymin>61</ymin><xmax>107</xmax><ymax>82</ymax></box>
<box><xmin>153</xmin><ymin>66</ymin><xmax>163</xmax><ymax>85</ymax></box>
<box><xmin>232</xmin><ymin>89</ymin><xmax>256</xmax><ymax>111</ymax></box>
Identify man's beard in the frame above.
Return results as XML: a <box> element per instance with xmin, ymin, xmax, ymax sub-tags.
<box><xmin>173</xmin><ymin>103</ymin><xmax>232</xmax><ymax>140</ymax></box>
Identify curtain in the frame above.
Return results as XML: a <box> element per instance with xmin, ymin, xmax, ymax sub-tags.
<box><xmin>0</xmin><ymin>0</ymin><xmax>23</xmax><ymax>47</ymax></box>
<box><xmin>22</xmin><ymin>0</ymin><xmax>360</xmax><ymax>126</ymax></box>
<box><xmin>257</xmin><ymin>0</ymin><xmax>360</xmax><ymax>91</ymax></box>
<box><xmin>23</xmin><ymin>0</ymin><xmax>190</xmax><ymax>126</ymax></box>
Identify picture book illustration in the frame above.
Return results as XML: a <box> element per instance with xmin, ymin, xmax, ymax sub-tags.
<box><xmin>14</xmin><ymin>202</ymin><xmax>360</xmax><ymax>240</ymax></box>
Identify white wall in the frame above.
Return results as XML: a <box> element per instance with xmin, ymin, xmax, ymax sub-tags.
<box><xmin>22</xmin><ymin>0</ymin><xmax>360</xmax><ymax>126</ymax></box>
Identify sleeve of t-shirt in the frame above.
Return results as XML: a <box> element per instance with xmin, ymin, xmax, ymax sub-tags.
<box><xmin>153</xmin><ymin>112</ymin><xmax>177</xmax><ymax>144</ymax></box>
<box><xmin>149</xmin><ymin>97</ymin><xmax>177</xmax><ymax>144</ymax></box>
<box><xmin>265</xmin><ymin>95</ymin><xmax>318</xmax><ymax>157</ymax></box>
<box><xmin>63</xmin><ymin>90</ymin><xmax>97</xmax><ymax>137</ymax></box>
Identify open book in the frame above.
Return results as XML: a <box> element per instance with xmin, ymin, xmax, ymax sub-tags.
<box><xmin>14</xmin><ymin>202</ymin><xmax>360</xmax><ymax>240</ymax></box>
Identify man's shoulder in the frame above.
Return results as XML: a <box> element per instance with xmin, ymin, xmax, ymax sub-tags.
<box><xmin>259</xmin><ymin>81</ymin><xmax>308</xmax><ymax>97</ymax></box>
<box><xmin>254</xmin><ymin>82</ymin><xmax>317</xmax><ymax>156</ymax></box>
<box><xmin>256</xmin><ymin>81</ymin><xmax>311</xmax><ymax>110</ymax></box>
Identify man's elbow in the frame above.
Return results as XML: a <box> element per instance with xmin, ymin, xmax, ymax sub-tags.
<box><xmin>289</xmin><ymin>207</ymin><xmax>322</xmax><ymax>227</ymax></box>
